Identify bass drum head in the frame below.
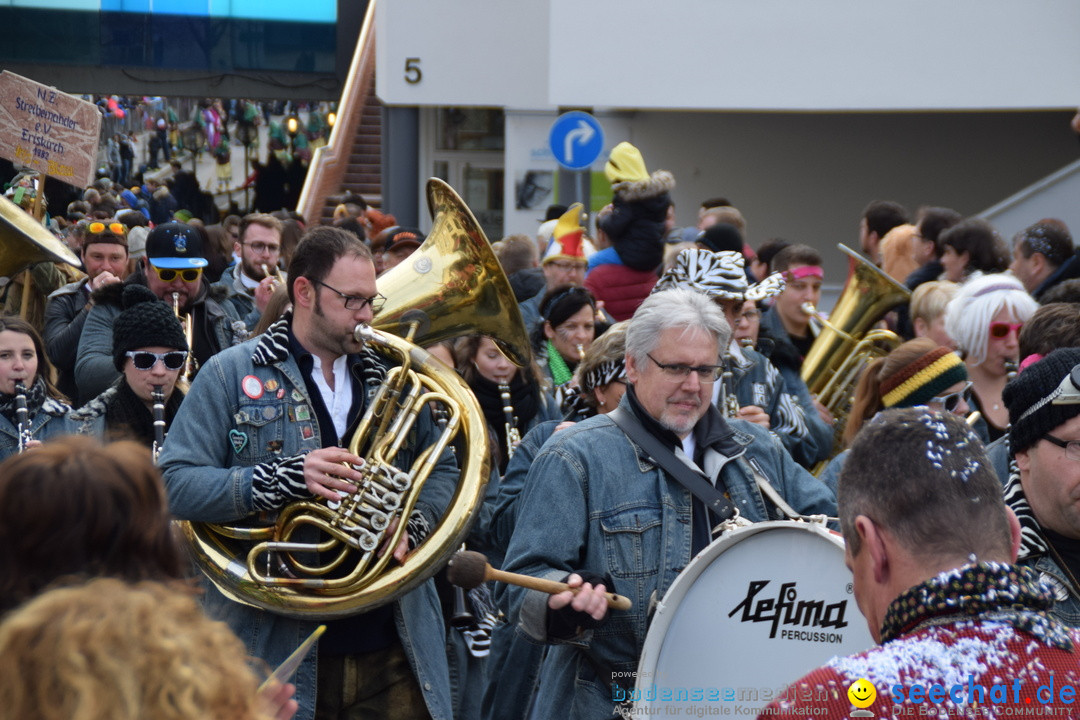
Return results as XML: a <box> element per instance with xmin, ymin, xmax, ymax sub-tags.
<box><xmin>633</xmin><ymin>521</ymin><xmax>875</xmax><ymax>715</ymax></box>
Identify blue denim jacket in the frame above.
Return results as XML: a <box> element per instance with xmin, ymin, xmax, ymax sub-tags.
<box><xmin>501</xmin><ymin>396</ymin><xmax>836</xmax><ymax>720</ymax></box>
<box><xmin>0</xmin><ymin>397</ymin><xmax>99</xmax><ymax>460</ymax></box>
<box><xmin>159</xmin><ymin>323</ymin><xmax>458</xmax><ymax>720</ymax></box>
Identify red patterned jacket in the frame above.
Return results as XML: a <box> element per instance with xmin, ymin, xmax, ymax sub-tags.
<box><xmin>759</xmin><ymin>562</ymin><xmax>1080</xmax><ymax>720</ymax></box>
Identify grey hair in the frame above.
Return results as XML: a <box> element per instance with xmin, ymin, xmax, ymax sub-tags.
<box><xmin>943</xmin><ymin>273</ymin><xmax>1038</xmax><ymax>365</ymax></box>
<box><xmin>626</xmin><ymin>288</ymin><xmax>730</xmax><ymax>367</ymax></box>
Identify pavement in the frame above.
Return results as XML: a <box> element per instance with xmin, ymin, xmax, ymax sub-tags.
<box><xmin>129</xmin><ymin>110</ymin><xmax>313</xmax><ymax>216</ymax></box>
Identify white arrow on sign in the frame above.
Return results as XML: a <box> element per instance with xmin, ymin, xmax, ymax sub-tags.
<box><xmin>563</xmin><ymin>120</ymin><xmax>595</xmax><ymax>166</ymax></box>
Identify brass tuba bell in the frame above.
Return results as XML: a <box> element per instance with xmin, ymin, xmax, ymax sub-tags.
<box><xmin>800</xmin><ymin>244</ymin><xmax>911</xmax><ymax>470</ymax></box>
<box><xmin>177</xmin><ymin>179</ymin><xmax>530</xmax><ymax>619</ymax></box>
<box><xmin>0</xmin><ymin>193</ymin><xmax>82</xmax><ymax>278</ymax></box>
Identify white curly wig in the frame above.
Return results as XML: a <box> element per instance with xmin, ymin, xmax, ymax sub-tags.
<box><xmin>943</xmin><ymin>273</ymin><xmax>1038</xmax><ymax>365</ymax></box>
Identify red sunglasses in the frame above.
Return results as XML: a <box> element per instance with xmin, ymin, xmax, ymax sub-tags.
<box><xmin>989</xmin><ymin>322</ymin><xmax>1023</xmax><ymax>339</ymax></box>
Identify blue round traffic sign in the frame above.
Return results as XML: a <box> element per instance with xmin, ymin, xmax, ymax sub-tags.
<box><xmin>549</xmin><ymin>111</ymin><xmax>605</xmax><ymax>170</ymax></box>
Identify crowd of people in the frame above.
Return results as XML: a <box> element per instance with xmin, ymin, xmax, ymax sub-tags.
<box><xmin>1</xmin><ymin>131</ymin><xmax>1080</xmax><ymax>720</ymax></box>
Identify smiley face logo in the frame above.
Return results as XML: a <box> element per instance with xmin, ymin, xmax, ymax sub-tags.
<box><xmin>847</xmin><ymin>678</ymin><xmax>876</xmax><ymax>709</ymax></box>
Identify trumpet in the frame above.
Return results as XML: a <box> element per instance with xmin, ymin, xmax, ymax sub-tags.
<box><xmin>151</xmin><ymin>385</ymin><xmax>166</xmax><ymax>463</ymax></box>
<box><xmin>172</xmin><ymin>293</ymin><xmax>195</xmax><ymax>392</ymax></box>
<box><xmin>499</xmin><ymin>383</ymin><xmax>521</xmax><ymax>461</ymax></box>
<box><xmin>576</xmin><ymin>344</ymin><xmax>585</xmax><ymax>362</ymax></box>
<box><xmin>13</xmin><ymin>382</ymin><xmax>31</xmax><ymax>453</ymax></box>
<box><xmin>261</xmin><ymin>263</ymin><xmax>286</xmax><ymax>288</ymax></box>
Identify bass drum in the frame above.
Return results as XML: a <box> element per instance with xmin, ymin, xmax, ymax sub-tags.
<box><xmin>633</xmin><ymin>521</ymin><xmax>875</xmax><ymax>716</ymax></box>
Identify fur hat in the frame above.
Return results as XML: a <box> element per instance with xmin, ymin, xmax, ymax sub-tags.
<box><xmin>1005</xmin><ymin>347</ymin><xmax>1080</xmax><ymax>455</ymax></box>
<box><xmin>653</xmin><ymin>249</ymin><xmax>785</xmax><ymax>303</ymax></box>
<box><xmin>603</xmin><ymin>142</ymin><xmax>675</xmax><ymax>202</ymax></box>
<box><xmin>112</xmin><ymin>285</ymin><xmax>188</xmax><ymax>371</ymax></box>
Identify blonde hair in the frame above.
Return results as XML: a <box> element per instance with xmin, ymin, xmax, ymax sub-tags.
<box><xmin>909</xmin><ymin>280</ymin><xmax>958</xmax><ymax>327</ymax></box>
<box><xmin>701</xmin><ymin>206</ymin><xmax>746</xmax><ymax>233</ymax></box>
<box><xmin>0</xmin><ymin>579</ymin><xmax>272</xmax><ymax>720</ymax></box>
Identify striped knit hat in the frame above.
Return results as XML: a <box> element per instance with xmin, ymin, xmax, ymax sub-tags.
<box><xmin>880</xmin><ymin>346</ymin><xmax>968</xmax><ymax>408</ymax></box>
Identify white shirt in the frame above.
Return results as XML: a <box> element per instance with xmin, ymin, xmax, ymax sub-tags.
<box><xmin>311</xmin><ymin>354</ymin><xmax>352</xmax><ymax>441</ymax></box>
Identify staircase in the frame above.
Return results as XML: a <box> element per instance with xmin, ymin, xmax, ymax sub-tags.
<box><xmin>979</xmin><ymin>157</ymin><xmax>1080</xmax><ymax>241</ymax></box>
<box><xmin>297</xmin><ymin>0</ymin><xmax>382</xmax><ymax>225</ymax></box>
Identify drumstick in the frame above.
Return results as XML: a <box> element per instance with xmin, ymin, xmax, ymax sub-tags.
<box><xmin>447</xmin><ymin>550</ymin><xmax>632</xmax><ymax>611</ymax></box>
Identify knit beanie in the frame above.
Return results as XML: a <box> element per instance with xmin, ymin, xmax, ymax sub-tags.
<box><xmin>112</xmin><ymin>285</ymin><xmax>188</xmax><ymax>371</ymax></box>
<box><xmin>697</xmin><ymin>223</ymin><xmax>744</xmax><ymax>254</ymax></box>
<box><xmin>879</xmin><ymin>346</ymin><xmax>968</xmax><ymax>409</ymax></box>
<box><xmin>1005</xmin><ymin>347</ymin><xmax>1080</xmax><ymax>455</ymax></box>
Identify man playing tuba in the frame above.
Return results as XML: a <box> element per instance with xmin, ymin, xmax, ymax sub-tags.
<box><xmin>159</xmin><ymin>226</ymin><xmax>459</xmax><ymax>720</ymax></box>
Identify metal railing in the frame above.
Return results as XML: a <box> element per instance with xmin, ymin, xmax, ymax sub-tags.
<box><xmin>295</xmin><ymin>0</ymin><xmax>378</xmax><ymax>224</ymax></box>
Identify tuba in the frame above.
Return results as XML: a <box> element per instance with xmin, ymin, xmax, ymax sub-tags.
<box><xmin>178</xmin><ymin>179</ymin><xmax>530</xmax><ymax>619</ymax></box>
<box><xmin>800</xmin><ymin>244</ymin><xmax>911</xmax><ymax>469</ymax></box>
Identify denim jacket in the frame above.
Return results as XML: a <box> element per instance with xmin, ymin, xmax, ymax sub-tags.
<box><xmin>0</xmin><ymin>397</ymin><xmax>99</xmax><ymax>461</ymax></box>
<box><xmin>211</xmin><ymin>264</ymin><xmax>261</xmax><ymax>331</ymax></box>
<box><xmin>501</xmin><ymin>395</ymin><xmax>836</xmax><ymax>720</ymax></box>
<box><xmin>722</xmin><ymin>343</ymin><xmax>832</xmax><ymax>467</ymax></box>
<box><xmin>158</xmin><ymin>320</ymin><xmax>458</xmax><ymax>720</ymax></box>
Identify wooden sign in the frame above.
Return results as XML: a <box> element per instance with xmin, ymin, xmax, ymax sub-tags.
<box><xmin>0</xmin><ymin>71</ymin><xmax>102</xmax><ymax>188</ymax></box>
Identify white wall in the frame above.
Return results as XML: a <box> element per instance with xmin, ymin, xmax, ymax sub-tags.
<box><xmin>378</xmin><ymin>0</ymin><xmax>1080</xmax><ymax>111</ymax></box>
<box><xmin>626</xmin><ymin>109</ymin><xmax>1078</xmax><ymax>281</ymax></box>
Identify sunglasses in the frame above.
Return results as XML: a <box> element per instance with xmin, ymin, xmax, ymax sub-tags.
<box><xmin>88</xmin><ymin>221</ymin><xmax>126</xmax><ymax>236</ymax></box>
<box><xmin>126</xmin><ymin>350</ymin><xmax>187</xmax><ymax>371</ymax></box>
<box><xmin>150</xmin><ymin>265</ymin><xmax>203</xmax><ymax>283</ymax></box>
<box><xmin>989</xmin><ymin>322</ymin><xmax>1023</xmax><ymax>339</ymax></box>
<box><xmin>928</xmin><ymin>381</ymin><xmax>973</xmax><ymax>413</ymax></box>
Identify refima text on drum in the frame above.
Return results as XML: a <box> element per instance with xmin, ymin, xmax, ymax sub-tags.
<box><xmin>728</xmin><ymin>580</ymin><xmax>849</xmax><ymax>640</ymax></box>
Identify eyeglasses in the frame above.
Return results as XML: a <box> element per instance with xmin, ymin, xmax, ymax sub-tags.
<box><xmin>313</xmin><ymin>280</ymin><xmax>386</xmax><ymax>312</ymax></box>
<box><xmin>989</xmin><ymin>322</ymin><xmax>1023</xmax><ymax>339</ymax></box>
<box><xmin>126</xmin><ymin>350</ymin><xmax>187</xmax><ymax>371</ymax></box>
<box><xmin>1043</xmin><ymin>434</ymin><xmax>1080</xmax><ymax>461</ymax></box>
<box><xmin>739</xmin><ymin>309</ymin><xmax>761</xmax><ymax>322</ymax></box>
<box><xmin>150</xmin><ymin>265</ymin><xmax>203</xmax><ymax>283</ymax></box>
<box><xmin>88</xmin><ymin>221</ymin><xmax>126</xmax><ymax>237</ymax></box>
<box><xmin>928</xmin><ymin>381</ymin><xmax>973</xmax><ymax>413</ymax></box>
<box><xmin>549</xmin><ymin>261</ymin><xmax>587</xmax><ymax>272</ymax></box>
<box><xmin>646</xmin><ymin>353</ymin><xmax>722</xmax><ymax>382</ymax></box>
<box><xmin>241</xmin><ymin>241</ymin><xmax>281</xmax><ymax>254</ymax></box>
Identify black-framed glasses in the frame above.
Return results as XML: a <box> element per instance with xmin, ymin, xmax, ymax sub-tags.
<box><xmin>150</xmin><ymin>265</ymin><xmax>203</xmax><ymax>283</ymax></box>
<box><xmin>646</xmin><ymin>353</ymin><xmax>722</xmax><ymax>382</ymax></box>
<box><xmin>241</xmin><ymin>241</ymin><xmax>281</xmax><ymax>254</ymax></box>
<box><xmin>126</xmin><ymin>350</ymin><xmax>187</xmax><ymax>371</ymax></box>
<box><xmin>313</xmin><ymin>280</ymin><xmax>386</xmax><ymax>312</ymax></box>
<box><xmin>1043</xmin><ymin>434</ymin><xmax>1080</xmax><ymax>461</ymax></box>
<box><xmin>928</xmin><ymin>381</ymin><xmax>973</xmax><ymax>413</ymax></box>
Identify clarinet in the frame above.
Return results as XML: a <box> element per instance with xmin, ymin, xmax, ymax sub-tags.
<box><xmin>151</xmin><ymin>385</ymin><xmax>166</xmax><ymax>463</ymax></box>
<box><xmin>499</xmin><ymin>383</ymin><xmax>521</xmax><ymax>460</ymax></box>
<box><xmin>14</xmin><ymin>383</ymin><xmax>31</xmax><ymax>454</ymax></box>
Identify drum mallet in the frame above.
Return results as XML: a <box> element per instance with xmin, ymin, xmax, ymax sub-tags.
<box><xmin>447</xmin><ymin>550</ymin><xmax>632</xmax><ymax>611</ymax></box>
